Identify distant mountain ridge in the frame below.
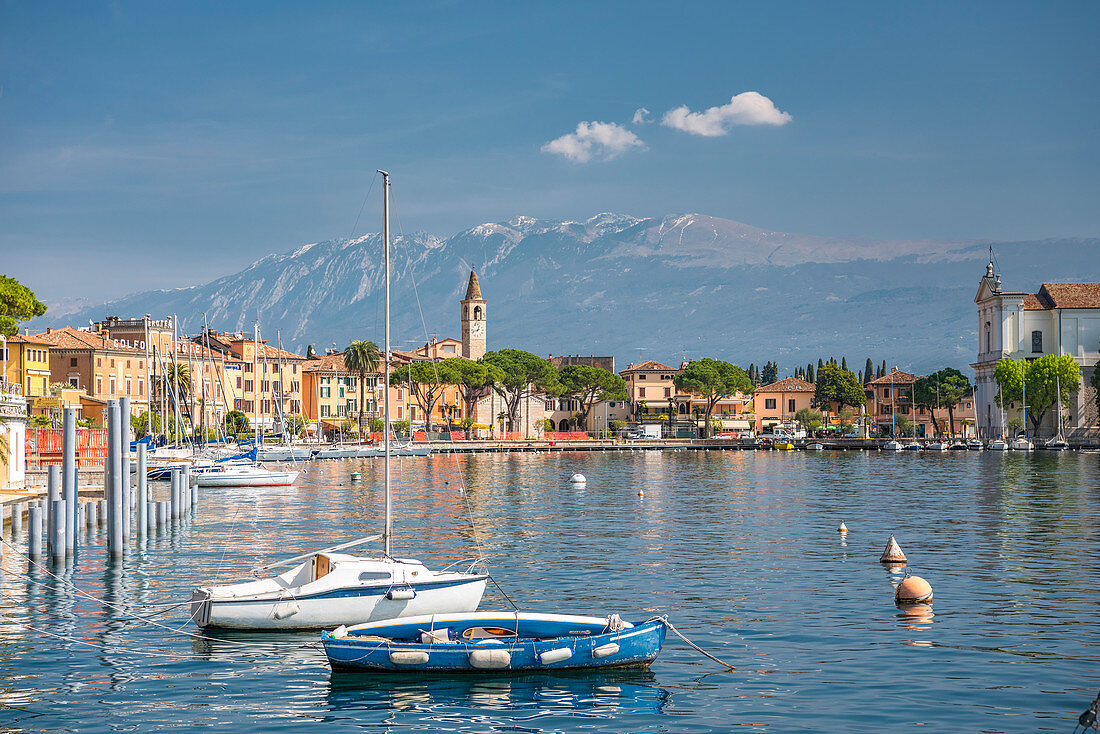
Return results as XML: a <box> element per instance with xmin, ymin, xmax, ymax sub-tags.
<box><xmin>32</xmin><ymin>213</ymin><xmax>1100</xmax><ymax>374</ymax></box>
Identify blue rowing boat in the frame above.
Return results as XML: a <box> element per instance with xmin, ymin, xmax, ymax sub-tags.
<box><xmin>321</xmin><ymin>611</ymin><xmax>666</xmax><ymax>673</ymax></box>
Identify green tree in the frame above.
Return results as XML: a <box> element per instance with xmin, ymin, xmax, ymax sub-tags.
<box><xmin>345</xmin><ymin>339</ymin><xmax>381</xmax><ymax>436</ymax></box>
<box><xmin>284</xmin><ymin>414</ymin><xmax>306</xmax><ymax>439</ymax></box>
<box><xmin>838</xmin><ymin>408</ymin><xmax>856</xmax><ymax>434</ymax></box>
<box><xmin>1091</xmin><ymin>362</ymin><xmax>1100</xmax><ymax>418</ymax></box>
<box><xmin>915</xmin><ymin>368</ymin><xmax>972</xmax><ymax>438</ymax></box>
<box><xmin>131</xmin><ymin>410</ymin><xmax>161</xmax><ymax>439</ymax></box>
<box><xmin>609</xmin><ymin>419</ymin><xmax>625</xmax><ymax>434</ymax></box>
<box><xmin>761</xmin><ymin>361</ymin><xmax>778</xmax><ymax>385</ymax></box>
<box><xmin>391</xmin><ymin>360</ymin><xmax>450</xmax><ymax>432</ymax></box>
<box><xmin>0</xmin><ymin>275</ymin><xmax>47</xmax><ymax>338</ymax></box>
<box><xmin>160</xmin><ymin>363</ymin><xmax>192</xmax><ymax>433</ymax></box>
<box><xmin>806</xmin><ymin>363</ymin><xmax>814</xmax><ymax>383</ymax></box>
<box><xmin>865</xmin><ymin>358</ymin><xmax>874</xmax><ymax>384</ymax></box>
<box><xmin>995</xmin><ymin>355</ymin><xmax>1080</xmax><ymax>433</ymax></box>
<box><xmin>794</xmin><ymin>407</ymin><xmax>824</xmax><ymax>432</ymax></box>
<box><xmin>814</xmin><ymin>363</ymin><xmax>866</xmax><ymax>414</ymax></box>
<box><xmin>896</xmin><ymin>414</ymin><xmax>914</xmax><ymax>437</ymax></box>
<box><xmin>438</xmin><ymin>358</ymin><xmax>498</xmax><ymax>439</ymax></box>
<box><xmin>673</xmin><ymin>358</ymin><xmax>753</xmax><ymax>438</ymax></box>
<box><xmin>28</xmin><ymin>414</ymin><xmax>51</xmax><ymax>428</ymax></box>
<box><xmin>224</xmin><ymin>410</ymin><xmax>250</xmax><ymax>436</ymax></box>
<box><xmin>558</xmin><ymin>364</ymin><xmax>627</xmax><ymax>432</ymax></box>
<box><xmin>481</xmin><ymin>349</ymin><xmax>560</xmax><ymax>434</ymax></box>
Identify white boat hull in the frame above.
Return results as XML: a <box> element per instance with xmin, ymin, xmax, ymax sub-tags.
<box><xmin>193</xmin><ymin>575</ymin><xmax>486</xmax><ymax>630</ymax></box>
<box><xmin>192</xmin><ymin>470</ymin><xmax>299</xmax><ymax>487</ymax></box>
<box><xmin>257</xmin><ymin>446</ymin><xmax>315</xmax><ymax>462</ymax></box>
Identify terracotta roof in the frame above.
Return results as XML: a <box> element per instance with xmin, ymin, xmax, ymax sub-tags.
<box><xmin>303</xmin><ymin>354</ymin><xmax>348</xmax><ymax>372</ymax></box>
<box><xmin>755</xmin><ymin>376</ymin><xmax>815</xmax><ymax>393</ymax></box>
<box><xmin>1021</xmin><ymin>294</ymin><xmax>1044</xmax><ymax>310</ymax></box>
<box><xmin>1036</xmin><ymin>283</ymin><xmax>1100</xmax><ymax>309</ymax></box>
<box><xmin>464</xmin><ymin>270</ymin><xmax>483</xmax><ymax>300</ymax></box>
<box><xmin>30</xmin><ymin>326</ymin><xmax>142</xmax><ymax>352</ymax></box>
<box><xmin>620</xmin><ymin>360</ymin><xmax>675</xmax><ymax>373</ymax></box>
<box><xmin>6</xmin><ymin>334</ymin><xmax>50</xmax><ymax>345</ymax></box>
<box><xmin>253</xmin><ymin>343</ymin><xmax>305</xmax><ymax>361</ymax></box>
<box><xmin>867</xmin><ymin>368</ymin><xmax>918</xmax><ymax>386</ymax></box>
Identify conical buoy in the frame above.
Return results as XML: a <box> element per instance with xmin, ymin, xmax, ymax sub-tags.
<box><xmin>880</xmin><ymin>535</ymin><xmax>907</xmax><ymax>563</ymax></box>
<box><xmin>637</xmin><ymin>489</ymin><xmax>644</xmax><ymax>496</ymax></box>
<box><xmin>570</xmin><ymin>474</ymin><xmax>586</xmax><ymax>484</ymax></box>
<box><xmin>895</xmin><ymin>575</ymin><xmax>933</xmax><ymax>603</ymax></box>
<box><xmin>838</xmin><ymin>522</ymin><xmax>848</xmax><ymax>533</ymax></box>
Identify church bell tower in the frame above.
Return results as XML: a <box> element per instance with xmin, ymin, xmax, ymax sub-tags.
<box><xmin>461</xmin><ymin>269</ymin><xmax>487</xmax><ymax>360</ymax></box>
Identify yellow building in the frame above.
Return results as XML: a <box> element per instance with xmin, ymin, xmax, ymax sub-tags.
<box><xmin>3</xmin><ymin>333</ymin><xmax>52</xmax><ymax>403</ymax></box>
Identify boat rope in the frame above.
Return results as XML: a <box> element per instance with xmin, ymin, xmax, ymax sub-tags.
<box><xmin>654</xmin><ymin>617</ymin><xmax>738</xmax><ymax>671</ymax></box>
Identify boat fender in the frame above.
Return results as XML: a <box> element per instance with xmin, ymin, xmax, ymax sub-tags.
<box><xmin>469</xmin><ymin>648</ymin><xmax>511</xmax><ymax>669</ymax></box>
<box><xmin>272</xmin><ymin>600</ymin><xmax>300</xmax><ymax>620</ymax></box>
<box><xmin>592</xmin><ymin>643</ymin><xmax>620</xmax><ymax>659</ymax></box>
<box><xmin>537</xmin><ymin>647</ymin><xmax>573</xmax><ymax>664</ymax></box>
<box><xmin>420</xmin><ymin>628</ymin><xmax>455</xmax><ymax>644</ymax></box>
<box><xmin>387</xmin><ymin>588</ymin><xmax>416</xmax><ymax>600</ymax></box>
<box><xmin>332</xmin><ymin>625</ymin><xmax>348</xmax><ymax>639</ymax></box>
<box><xmin>389</xmin><ymin>650</ymin><xmax>430</xmax><ymax>665</ymax></box>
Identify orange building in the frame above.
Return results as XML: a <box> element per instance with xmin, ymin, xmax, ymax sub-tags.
<box><xmin>753</xmin><ymin>376</ymin><xmax>816</xmax><ymax>431</ymax></box>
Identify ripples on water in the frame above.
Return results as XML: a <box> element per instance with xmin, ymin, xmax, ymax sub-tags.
<box><xmin>0</xmin><ymin>451</ymin><xmax>1097</xmax><ymax>732</ymax></box>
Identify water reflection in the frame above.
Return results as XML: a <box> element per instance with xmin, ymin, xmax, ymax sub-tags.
<box><xmin>325</xmin><ymin>668</ymin><xmax>672</xmax><ymax>726</ymax></box>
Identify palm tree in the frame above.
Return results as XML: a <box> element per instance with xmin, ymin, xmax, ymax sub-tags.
<box><xmin>343</xmin><ymin>340</ymin><xmax>381</xmax><ymax>439</ymax></box>
<box><xmin>161</xmin><ymin>363</ymin><xmax>192</xmax><ymax>437</ymax></box>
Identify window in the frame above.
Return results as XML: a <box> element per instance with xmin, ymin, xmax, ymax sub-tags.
<box><xmin>126</xmin><ymin>360</ymin><xmax>131</xmax><ymax>368</ymax></box>
<box><xmin>139</xmin><ymin>360</ymin><xmax>143</xmax><ymax>369</ymax></box>
<box><xmin>244</xmin><ymin>380</ymin><xmax>253</xmax><ymax>392</ymax></box>
<box><xmin>639</xmin><ymin>387</ymin><xmax>646</xmax><ymax>398</ymax></box>
<box><xmin>321</xmin><ymin>405</ymin><xmax>330</xmax><ymax>417</ymax></box>
<box><xmin>664</xmin><ymin>388</ymin><xmax>671</xmax><ymax>398</ymax></box>
<box><xmin>237</xmin><ymin>376</ymin><xmax>243</xmax><ymax>389</ymax></box>
<box><xmin>293</xmin><ymin>365</ymin><xmax>297</xmax><ymax>374</ymax></box>
<box><xmin>96</xmin><ymin>374</ymin><xmax>103</xmax><ymax>394</ymax></box>
<box><xmin>788</xmin><ymin>399</ymin><xmax>796</xmax><ymax>412</ymax></box>
<box><xmin>1031</xmin><ymin>330</ymin><xmax>1043</xmax><ymax>353</ymax></box>
<box><xmin>660</xmin><ymin>374</ymin><xmax>672</xmax><ymax>380</ymax></box>
<box><xmin>245</xmin><ymin>363</ymin><xmax>252</xmax><ymax>373</ymax></box>
<box><xmin>97</xmin><ymin>358</ymin><xmax>101</xmax><ymax>367</ymax></box>
<box><xmin>70</xmin><ymin>357</ymin><xmax>77</xmax><ymax>367</ymax></box>
<box><xmin>638</xmin><ymin>374</ymin><xmax>647</xmax><ymax>380</ymax></box>
<box><xmin>69</xmin><ymin>377</ymin><xmax>79</xmax><ymax>388</ymax></box>
<box><xmin>347</xmin><ymin>399</ymin><xmax>357</xmax><ymax>412</ymax></box>
<box><xmin>545</xmin><ymin>401</ymin><xmax>554</xmax><ymax>410</ymax></box>
<box><xmin>443</xmin><ymin>345</ymin><xmax>455</xmax><ymax>353</ymax></box>
<box><xmin>139</xmin><ymin>379</ymin><xmax>144</xmax><ymax>396</ymax></box>
<box><xmin>291</xmin><ymin>381</ymin><xmax>300</xmax><ymax>392</ymax></box>
<box><xmin>235</xmin><ymin>398</ymin><xmax>243</xmax><ymax>410</ymax></box>
<box><xmin>883</xmin><ymin>388</ymin><xmax>890</xmax><ymax>398</ymax></box>
<box><xmin>125</xmin><ymin>377</ymin><xmax>132</xmax><ymax>396</ymax></box>
<box><xmin>110</xmin><ymin>359</ymin><xmax>115</xmax><ymax>368</ymax></box>
<box><xmin>765</xmin><ymin>398</ymin><xmax>776</xmax><ymax>409</ymax></box>
<box><xmin>109</xmin><ymin>376</ymin><xmax>116</xmax><ymax>395</ymax></box>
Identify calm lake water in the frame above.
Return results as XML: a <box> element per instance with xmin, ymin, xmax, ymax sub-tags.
<box><xmin>1</xmin><ymin>450</ymin><xmax>1098</xmax><ymax>733</ymax></box>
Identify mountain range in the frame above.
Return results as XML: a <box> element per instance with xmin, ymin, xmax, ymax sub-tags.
<box><xmin>33</xmin><ymin>213</ymin><xmax>1100</xmax><ymax>375</ymax></box>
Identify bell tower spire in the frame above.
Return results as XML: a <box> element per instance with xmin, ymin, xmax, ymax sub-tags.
<box><xmin>461</xmin><ymin>269</ymin><xmax>486</xmax><ymax>360</ymax></box>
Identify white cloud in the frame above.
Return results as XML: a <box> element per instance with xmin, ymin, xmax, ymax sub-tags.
<box><xmin>661</xmin><ymin>91</ymin><xmax>791</xmax><ymax>137</ymax></box>
<box><xmin>541</xmin><ymin>121</ymin><xmax>645</xmax><ymax>163</ymax></box>
<box><xmin>632</xmin><ymin>107</ymin><xmax>651</xmax><ymax>125</ymax></box>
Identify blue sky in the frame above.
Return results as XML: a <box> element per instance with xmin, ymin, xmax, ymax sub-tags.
<box><xmin>2</xmin><ymin>1</ymin><xmax>1098</xmax><ymax>303</ymax></box>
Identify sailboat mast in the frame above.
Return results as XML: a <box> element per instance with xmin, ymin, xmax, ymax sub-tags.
<box><xmin>380</xmin><ymin>169</ymin><xmax>392</xmax><ymax>557</ymax></box>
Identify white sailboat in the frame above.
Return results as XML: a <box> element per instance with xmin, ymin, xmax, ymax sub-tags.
<box><xmin>1011</xmin><ymin>358</ymin><xmax>1033</xmax><ymax>451</ymax></box>
<box><xmin>191</xmin><ymin>171</ymin><xmax>487</xmax><ymax>629</ymax></box>
<box><xmin>1043</xmin><ymin>370</ymin><xmax>1069</xmax><ymax>450</ymax></box>
<box><xmin>883</xmin><ymin>378</ymin><xmax>902</xmax><ymax>451</ymax></box>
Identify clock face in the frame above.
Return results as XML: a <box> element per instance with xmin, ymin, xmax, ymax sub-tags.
<box><xmin>470</xmin><ymin>323</ymin><xmax>485</xmax><ymax>337</ymax></box>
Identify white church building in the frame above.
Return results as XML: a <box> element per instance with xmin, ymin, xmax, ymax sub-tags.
<box><xmin>972</xmin><ymin>260</ymin><xmax>1100</xmax><ymax>439</ymax></box>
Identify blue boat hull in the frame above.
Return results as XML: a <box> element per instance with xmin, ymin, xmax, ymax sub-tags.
<box><xmin>322</xmin><ymin>615</ymin><xmax>666</xmax><ymax>673</ymax></box>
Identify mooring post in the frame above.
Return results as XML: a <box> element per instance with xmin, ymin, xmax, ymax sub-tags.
<box><xmin>146</xmin><ymin>501</ymin><xmax>156</xmax><ymax>532</ymax></box>
<box><xmin>97</xmin><ymin>500</ymin><xmax>106</xmax><ymax>527</ymax></box>
<box><xmin>107</xmin><ymin>399</ymin><xmax>124</xmax><ymax>559</ymax></box>
<box><xmin>50</xmin><ymin>499</ymin><xmax>66</xmax><ymax>564</ymax></box>
<box><xmin>136</xmin><ymin>443</ymin><xmax>148</xmax><ymax>537</ymax></box>
<box><xmin>77</xmin><ymin>503</ymin><xmax>86</xmax><ymax>533</ymax></box>
<box><xmin>28</xmin><ymin>504</ymin><xmax>42</xmax><ymax>560</ymax></box>
<box><xmin>11</xmin><ymin>502</ymin><xmax>22</xmax><ymax>536</ymax></box>
<box><xmin>120</xmin><ymin>396</ymin><xmax>131</xmax><ymax>541</ymax></box>
<box><xmin>183</xmin><ymin>465</ymin><xmax>191</xmax><ymax>512</ymax></box>
<box><xmin>62</xmin><ymin>406</ymin><xmax>77</xmax><ymax>553</ymax></box>
<box><xmin>157</xmin><ymin>500</ymin><xmax>168</xmax><ymax>528</ymax></box>
<box><xmin>170</xmin><ymin>469</ymin><xmax>180</xmax><ymax>519</ymax></box>
<box><xmin>45</xmin><ymin>465</ymin><xmax>60</xmax><ymax>555</ymax></box>
<box><xmin>85</xmin><ymin>500</ymin><xmax>96</xmax><ymax>529</ymax></box>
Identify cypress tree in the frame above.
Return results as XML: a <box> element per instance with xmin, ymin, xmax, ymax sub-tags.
<box><xmin>817</xmin><ymin>358</ymin><xmax>824</xmax><ymax>369</ymax></box>
<box><xmin>865</xmin><ymin>358</ymin><xmax>874</xmax><ymax>381</ymax></box>
<box><xmin>841</xmin><ymin>357</ymin><xmax>848</xmax><ymax>371</ymax></box>
<box><xmin>807</xmin><ymin>363</ymin><xmax>815</xmax><ymax>383</ymax></box>
<box><xmin>880</xmin><ymin>360</ymin><xmax>887</xmax><ymax>377</ymax></box>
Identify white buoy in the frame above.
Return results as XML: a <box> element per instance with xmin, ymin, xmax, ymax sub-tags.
<box><xmin>880</xmin><ymin>534</ymin><xmax>907</xmax><ymax>563</ymax></box>
<box><xmin>570</xmin><ymin>474</ymin><xmax>586</xmax><ymax>484</ymax></box>
<box><xmin>838</xmin><ymin>522</ymin><xmax>848</xmax><ymax>533</ymax></box>
<box><xmin>637</xmin><ymin>489</ymin><xmax>644</xmax><ymax>496</ymax></box>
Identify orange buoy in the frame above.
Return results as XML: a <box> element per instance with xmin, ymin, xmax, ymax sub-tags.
<box><xmin>879</xmin><ymin>535</ymin><xmax>907</xmax><ymax>563</ymax></box>
<box><xmin>895</xmin><ymin>575</ymin><xmax>933</xmax><ymax>603</ymax></box>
